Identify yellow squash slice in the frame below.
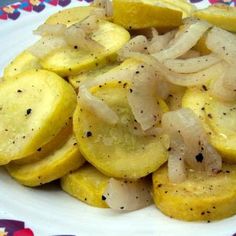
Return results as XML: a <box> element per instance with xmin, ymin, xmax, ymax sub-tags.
<box><xmin>153</xmin><ymin>164</ymin><xmax>236</xmax><ymax>221</ymax></box>
<box><xmin>6</xmin><ymin>134</ymin><xmax>85</xmax><ymax>187</ymax></box>
<box><xmin>41</xmin><ymin>20</ymin><xmax>130</xmax><ymax>76</ymax></box>
<box><xmin>158</xmin><ymin>0</ymin><xmax>196</xmax><ymax>18</ymax></box>
<box><xmin>12</xmin><ymin>121</ymin><xmax>72</xmax><ymax>165</ymax></box>
<box><xmin>113</xmin><ymin>0</ymin><xmax>183</xmax><ymax>31</ymax></box>
<box><xmin>3</xmin><ymin>51</ymin><xmax>41</xmax><ymax>81</ymax></box>
<box><xmin>0</xmin><ymin>69</ymin><xmax>76</xmax><ymax>164</ymax></box>
<box><xmin>45</xmin><ymin>6</ymin><xmax>96</xmax><ymax>26</ymax></box>
<box><xmin>73</xmin><ymin>80</ymin><xmax>168</xmax><ymax>179</ymax></box>
<box><xmin>194</xmin><ymin>4</ymin><xmax>236</xmax><ymax>33</ymax></box>
<box><xmin>61</xmin><ymin>164</ymin><xmax>109</xmax><ymax>208</ymax></box>
<box><xmin>182</xmin><ymin>87</ymin><xmax>236</xmax><ymax>163</ymax></box>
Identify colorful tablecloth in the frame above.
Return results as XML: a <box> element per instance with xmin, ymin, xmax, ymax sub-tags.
<box><xmin>0</xmin><ymin>0</ymin><xmax>235</xmax><ymax>21</ymax></box>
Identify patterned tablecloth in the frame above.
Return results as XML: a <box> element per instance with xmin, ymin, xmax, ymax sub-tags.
<box><xmin>0</xmin><ymin>0</ymin><xmax>235</xmax><ymax>21</ymax></box>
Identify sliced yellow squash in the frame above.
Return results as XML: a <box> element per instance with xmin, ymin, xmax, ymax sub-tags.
<box><xmin>153</xmin><ymin>163</ymin><xmax>236</xmax><ymax>221</ymax></box>
<box><xmin>6</xmin><ymin>134</ymin><xmax>85</xmax><ymax>187</ymax></box>
<box><xmin>182</xmin><ymin>87</ymin><xmax>236</xmax><ymax>163</ymax></box>
<box><xmin>113</xmin><ymin>0</ymin><xmax>183</xmax><ymax>31</ymax></box>
<box><xmin>68</xmin><ymin>62</ymin><xmax>119</xmax><ymax>89</ymax></box>
<box><xmin>45</xmin><ymin>6</ymin><xmax>96</xmax><ymax>26</ymax></box>
<box><xmin>73</xmin><ymin>79</ymin><xmax>168</xmax><ymax>179</ymax></box>
<box><xmin>158</xmin><ymin>0</ymin><xmax>196</xmax><ymax>18</ymax></box>
<box><xmin>0</xmin><ymin>69</ymin><xmax>76</xmax><ymax>164</ymax></box>
<box><xmin>12</xmin><ymin>121</ymin><xmax>72</xmax><ymax>165</ymax></box>
<box><xmin>61</xmin><ymin>164</ymin><xmax>109</xmax><ymax>208</ymax></box>
<box><xmin>3</xmin><ymin>51</ymin><xmax>41</xmax><ymax>81</ymax></box>
<box><xmin>41</xmin><ymin>20</ymin><xmax>130</xmax><ymax>76</ymax></box>
<box><xmin>194</xmin><ymin>4</ymin><xmax>236</xmax><ymax>33</ymax></box>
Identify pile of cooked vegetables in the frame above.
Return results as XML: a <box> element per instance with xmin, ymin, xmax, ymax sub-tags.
<box><xmin>1</xmin><ymin>0</ymin><xmax>236</xmax><ymax>222</ymax></box>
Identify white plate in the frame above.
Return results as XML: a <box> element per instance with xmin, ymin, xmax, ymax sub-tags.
<box><xmin>0</xmin><ymin>1</ymin><xmax>236</xmax><ymax>235</ymax></box>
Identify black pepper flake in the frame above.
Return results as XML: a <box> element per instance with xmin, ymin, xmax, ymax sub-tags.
<box><xmin>135</xmin><ymin>71</ymin><xmax>140</xmax><ymax>74</ymax></box>
<box><xmin>84</xmin><ymin>198</ymin><xmax>87</xmax><ymax>201</ymax></box>
<box><xmin>202</xmin><ymin>85</ymin><xmax>208</xmax><ymax>91</ymax></box>
<box><xmin>25</xmin><ymin>108</ymin><xmax>32</xmax><ymax>116</ymax></box>
<box><xmin>73</xmin><ymin>143</ymin><xmax>77</xmax><ymax>146</ymax></box>
<box><xmin>157</xmin><ymin>184</ymin><xmax>162</xmax><ymax>188</ymax></box>
<box><xmin>201</xmin><ymin>211</ymin><xmax>205</xmax><ymax>215</ymax></box>
<box><xmin>74</xmin><ymin>45</ymin><xmax>78</xmax><ymax>49</ymax></box>
<box><xmin>207</xmin><ymin>114</ymin><xmax>213</xmax><ymax>119</ymax></box>
<box><xmin>167</xmin><ymin>147</ymin><xmax>172</xmax><ymax>152</ymax></box>
<box><xmin>123</xmin><ymin>83</ymin><xmax>127</xmax><ymax>88</ymax></box>
<box><xmin>17</xmin><ymin>89</ymin><xmax>22</xmax><ymax>93</ymax></box>
<box><xmin>201</xmin><ymin>107</ymin><xmax>205</xmax><ymax>111</ymax></box>
<box><xmin>37</xmin><ymin>147</ymin><xmax>42</xmax><ymax>152</ymax></box>
<box><xmin>164</xmin><ymin>191</ymin><xmax>168</xmax><ymax>194</ymax></box>
<box><xmin>102</xmin><ymin>195</ymin><xmax>106</xmax><ymax>201</ymax></box>
<box><xmin>195</xmin><ymin>153</ymin><xmax>204</xmax><ymax>163</ymax></box>
<box><xmin>4</xmin><ymin>129</ymin><xmax>8</xmax><ymax>132</ymax></box>
<box><xmin>129</xmin><ymin>89</ymin><xmax>133</xmax><ymax>93</ymax></box>
<box><xmin>86</xmin><ymin>131</ymin><xmax>92</xmax><ymax>137</ymax></box>
<box><xmin>120</xmin><ymin>206</ymin><xmax>124</xmax><ymax>210</ymax></box>
<box><xmin>226</xmin><ymin>170</ymin><xmax>230</xmax><ymax>173</ymax></box>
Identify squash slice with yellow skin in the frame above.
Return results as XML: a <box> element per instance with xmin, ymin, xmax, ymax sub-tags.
<box><xmin>0</xmin><ymin>69</ymin><xmax>77</xmax><ymax>164</ymax></box>
<box><xmin>61</xmin><ymin>164</ymin><xmax>109</xmax><ymax>208</ymax></box>
<box><xmin>41</xmin><ymin>20</ymin><xmax>130</xmax><ymax>76</ymax></box>
<box><xmin>73</xmin><ymin>64</ymin><xmax>168</xmax><ymax>179</ymax></box>
<box><xmin>6</xmin><ymin>134</ymin><xmax>85</xmax><ymax>187</ymax></box>
<box><xmin>153</xmin><ymin>164</ymin><xmax>236</xmax><ymax>221</ymax></box>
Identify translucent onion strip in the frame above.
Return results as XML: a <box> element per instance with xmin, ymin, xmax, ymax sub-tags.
<box><xmin>79</xmin><ymin>85</ymin><xmax>119</xmax><ymax>125</ymax></box>
<box><xmin>27</xmin><ymin>36</ymin><xmax>67</xmax><ymax>59</ymax></box>
<box><xmin>118</xmin><ymin>35</ymin><xmax>148</xmax><ymax>60</ymax></box>
<box><xmin>162</xmin><ymin>108</ymin><xmax>222</xmax><ymax>182</ymax></box>
<box><xmin>128</xmin><ymin>63</ymin><xmax>162</xmax><ymax>131</ymax></box>
<box><xmin>163</xmin><ymin>53</ymin><xmax>221</xmax><ymax>74</ymax></box>
<box><xmin>103</xmin><ymin>178</ymin><xmax>152</xmax><ymax>211</ymax></box>
<box><xmin>210</xmin><ymin>73</ymin><xmax>236</xmax><ymax>102</ymax></box>
<box><xmin>152</xmin><ymin>20</ymin><xmax>211</xmax><ymax>62</ymax></box>
<box><xmin>147</xmin><ymin>30</ymin><xmax>176</xmax><ymax>54</ymax></box>
<box><xmin>206</xmin><ymin>26</ymin><xmax>236</xmax><ymax>65</ymax></box>
<box><xmin>92</xmin><ymin>0</ymin><xmax>113</xmax><ymax>17</ymax></box>
<box><xmin>125</xmin><ymin>53</ymin><xmax>225</xmax><ymax>87</ymax></box>
<box><xmin>34</xmin><ymin>23</ymin><xmax>66</xmax><ymax>37</ymax></box>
